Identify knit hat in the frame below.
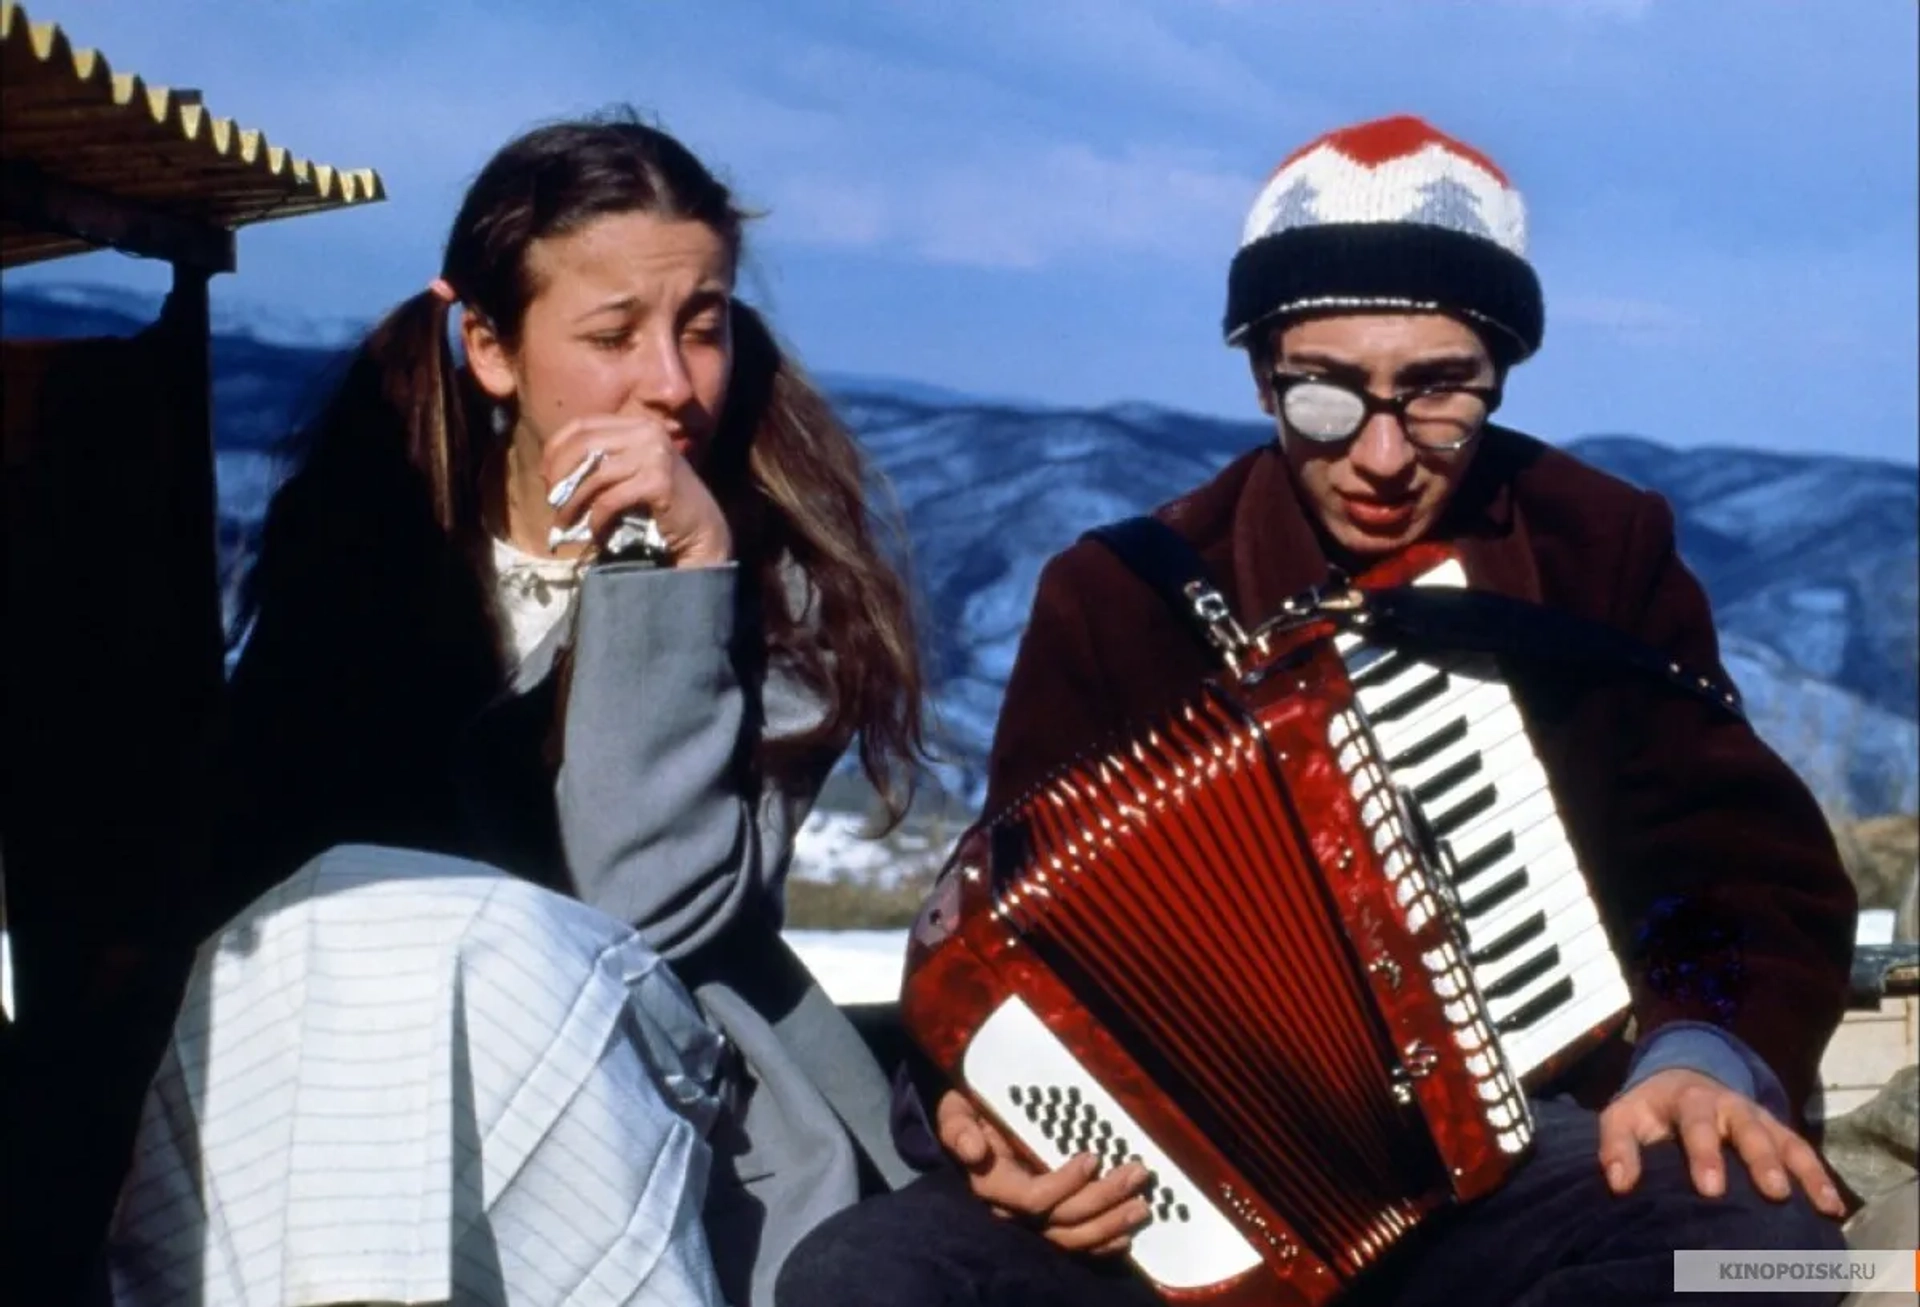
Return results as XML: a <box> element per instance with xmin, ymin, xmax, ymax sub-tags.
<box><xmin>1224</xmin><ymin>114</ymin><xmax>1544</xmax><ymax>363</ymax></box>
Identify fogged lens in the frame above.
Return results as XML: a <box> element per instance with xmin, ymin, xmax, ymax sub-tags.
<box><xmin>1281</xmin><ymin>381</ymin><xmax>1364</xmax><ymax>441</ymax></box>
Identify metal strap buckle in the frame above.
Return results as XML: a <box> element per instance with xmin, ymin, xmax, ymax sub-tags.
<box><xmin>1247</xmin><ymin>579</ymin><xmax>1369</xmax><ymax>647</ymax></box>
<box><xmin>1182</xmin><ymin>579</ymin><xmax>1251</xmax><ymax>672</ymax></box>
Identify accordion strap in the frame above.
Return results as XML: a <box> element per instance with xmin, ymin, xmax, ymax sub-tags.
<box><xmin>1082</xmin><ymin>515</ymin><xmax>1745</xmax><ymax>722</ymax></box>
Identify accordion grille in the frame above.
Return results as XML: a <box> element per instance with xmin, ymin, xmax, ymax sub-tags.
<box><xmin>994</xmin><ymin>686</ymin><xmax>1442</xmax><ymax>1275</ymax></box>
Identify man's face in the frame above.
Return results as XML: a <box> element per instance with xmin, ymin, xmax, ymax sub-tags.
<box><xmin>1257</xmin><ymin>313</ymin><xmax>1499</xmax><ymax>559</ymax></box>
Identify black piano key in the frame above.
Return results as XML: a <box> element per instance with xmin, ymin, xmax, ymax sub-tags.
<box><xmin>1388</xmin><ymin>716</ymin><xmax>1468</xmax><ymax>771</ymax></box>
<box><xmin>1451</xmin><ymin>830</ymin><xmax>1515</xmax><ymax>883</ymax></box>
<box><xmin>1460</xmin><ymin>867</ymin><xmax>1529</xmax><ymax>918</ymax></box>
<box><xmin>1431</xmin><ymin>784</ymin><xmax>1499</xmax><ymax>839</ymax></box>
<box><xmin>1468</xmin><ymin>910</ymin><xmax>1547</xmax><ymax>966</ymax></box>
<box><xmin>1413</xmin><ymin>753</ymin><xmax>1482</xmax><ymax>807</ymax></box>
<box><xmin>1347</xmin><ymin>646</ymin><xmax>1407</xmax><ymax>687</ymax></box>
<box><xmin>1371</xmin><ymin>670</ymin><xmax>1452</xmax><ymax>724</ymax></box>
<box><xmin>1481</xmin><ymin>945</ymin><xmax>1561</xmax><ymax>1000</ymax></box>
<box><xmin>1495</xmin><ymin>976</ymin><xmax>1576</xmax><ymax>1034</ymax></box>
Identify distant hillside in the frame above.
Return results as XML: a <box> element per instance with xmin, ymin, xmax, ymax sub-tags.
<box><xmin>6</xmin><ymin>281</ymin><xmax>1915</xmax><ymax>818</ymax></box>
<box><xmin>829</xmin><ymin>380</ymin><xmax>1918</xmax><ymax>816</ymax></box>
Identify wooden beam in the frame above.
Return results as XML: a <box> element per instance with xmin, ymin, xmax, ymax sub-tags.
<box><xmin>159</xmin><ymin>262</ymin><xmax>227</xmax><ymax>692</ymax></box>
<box><xmin>0</xmin><ymin>160</ymin><xmax>235</xmax><ymax>273</ymax></box>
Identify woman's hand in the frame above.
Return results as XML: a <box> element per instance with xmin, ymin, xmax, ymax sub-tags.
<box><xmin>934</xmin><ymin>1089</ymin><xmax>1153</xmax><ymax>1255</ymax></box>
<box><xmin>542</xmin><ymin>414</ymin><xmax>732</xmax><ymax>567</ymax></box>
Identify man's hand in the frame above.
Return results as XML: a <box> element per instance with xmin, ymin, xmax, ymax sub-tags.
<box><xmin>1598</xmin><ymin>1068</ymin><xmax>1846</xmax><ymax>1218</ymax></box>
<box><xmin>934</xmin><ymin>1089</ymin><xmax>1152</xmax><ymax>1255</ymax></box>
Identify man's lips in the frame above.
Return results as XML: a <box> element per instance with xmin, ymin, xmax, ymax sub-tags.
<box><xmin>1340</xmin><ymin>494</ymin><xmax>1417</xmax><ymax>530</ymax></box>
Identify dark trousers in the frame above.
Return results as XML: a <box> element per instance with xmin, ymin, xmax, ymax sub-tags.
<box><xmin>774</xmin><ymin>1096</ymin><xmax>1849</xmax><ymax>1307</ymax></box>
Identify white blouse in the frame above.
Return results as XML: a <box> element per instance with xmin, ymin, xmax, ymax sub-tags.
<box><xmin>492</xmin><ymin>536</ymin><xmax>583</xmax><ymax>665</ymax></box>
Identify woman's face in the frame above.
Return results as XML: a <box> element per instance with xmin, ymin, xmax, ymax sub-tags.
<box><xmin>467</xmin><ymin>210</ymin><xmax>735</xmax><ymax>466</ymax></box>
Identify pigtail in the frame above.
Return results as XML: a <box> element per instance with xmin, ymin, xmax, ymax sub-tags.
<box><xmin>218</xmin><ymin>286</ymin><xmax>514</xmax><ymax>895</ymax></box>
<box><xmin>360</xmin><ymin>289</ymin><xmax>488</xmax><ymax>546</ymax></box>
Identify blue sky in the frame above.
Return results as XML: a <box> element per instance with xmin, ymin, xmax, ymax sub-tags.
<box><xmin>7</xmin><ymin>0</ymin><xmax>1916</xmax><ymax>463</ymax></box>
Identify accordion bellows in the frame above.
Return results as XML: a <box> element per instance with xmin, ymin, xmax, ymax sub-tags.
<box><xmin>902</xmin><ymin>546</ymin><xmax>1627</xmax><ymax>1306</ymax></box>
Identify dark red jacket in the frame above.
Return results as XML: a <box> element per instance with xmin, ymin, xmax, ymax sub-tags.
<box><xmin>980</xmin><ymin>425</ymin><xmax>1856</xmax><ymax>1126</ymax></box>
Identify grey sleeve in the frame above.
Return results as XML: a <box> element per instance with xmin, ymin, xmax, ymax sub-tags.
<box><xmin>545</xmin><ymin>560</ymin><xmax>836</xmax><ymax>961</ymax></box>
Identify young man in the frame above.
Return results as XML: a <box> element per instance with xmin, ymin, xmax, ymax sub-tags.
<box><xmin>777</xmin><ymin>115</ymin><xmax>1858</xmax><ymax>1307</ymax></box>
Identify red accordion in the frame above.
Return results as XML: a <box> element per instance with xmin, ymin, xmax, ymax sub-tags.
<box><xmin>900</xmin><ymin>544</ymin><xmax>1628</xmax><ymax>1305</ymax></box>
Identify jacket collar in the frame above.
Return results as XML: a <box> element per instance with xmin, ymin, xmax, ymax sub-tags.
<box><xmin>1201</xmin><ymin>423</ymin><xmax>1543</xmax><ymax>630</ymax></box>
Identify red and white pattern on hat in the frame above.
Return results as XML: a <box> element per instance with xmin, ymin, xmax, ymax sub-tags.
<box><xmin>1239</xmin><ymin>115</ymin><xmax>1528</xmax><ymax>258</ymax></box>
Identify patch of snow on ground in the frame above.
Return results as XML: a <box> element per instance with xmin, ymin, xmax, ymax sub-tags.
<box><xmin>789</xmin><ymin>808</ymin><xmax>957</xmax><ymax>888</ymax></box>
<box><xmin>784</xmin><ymin>930</ymin><xmax>910</xmax><ymax>1004</ymax></box>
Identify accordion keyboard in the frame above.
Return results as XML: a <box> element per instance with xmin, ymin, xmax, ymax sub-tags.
<box><xmin>1333</xmin><ymin>559</ymin><xmax>1630</xmax><ymax>1082</ymax></box>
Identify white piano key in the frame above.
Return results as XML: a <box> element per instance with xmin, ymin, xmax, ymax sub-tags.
<box><xmin>1497</xmin><ymin>952</ymin><xmax>1632</xmax><ymax>1078</ymax></box>
<box><xmin>1433</xmin><ymin>775</ymin><xmax>1560</xmax><ymax>860</ymax></box>
<box><xmin>1394</xmin><ymin>727</ymin><xmax>1546</xmax><ymax>811</ymax></box>
<box><xmin>1547</xmin><ymin>957</ymin><xmax>1634</xmax><ymax>1039</ymax></box>
<box><xmin>1464</xmin><ymin>885</ymin><xmax>1584</xmax><ymax>992</ymax></box>
<box><xmin>1452</xmin><ymin>812</ymin><xmax>1572</xmax><ymax>894</ymax></box>
<box><xmin>1446</xmin><ymin>725</ymin><xmax>1553</xmax><ymax>799</ymax></box>
<box><xmin>1510</xmin><ymin>913</ymin><xmax>1615</xmax><ymax>982</ymax></box>
<box><xmin>1448</xmin><ymin>807</ymin><xmax>1577</xmax><ymax>887</ymax></box>
<box><xmin>1460</xmin><ymin>846</ymin><xmax>1585</xmax><ymax>952</ymax></box>
<box><xmin>1366</xmin><ymin>678</ymin><xmax>1517</xmax><ymax>758</ymax></box>
<box><xmin>1352</xmin><ymin>666</ymin><xmax>1450</xmax><ymax>729</ymax></box>
<box><xmin>1499</xmin><ymin>886</ymin><xmax>1616</xmax><ymax>990</ymax></box>
<box><xmin>1479</xmin><ymin>950</ymin><xmax>1567</xmax><ymax>1023</ymax></box>
<box><xmin>1374</xmin><ymin>717</ymin><xmax>1516</xmax><ymax>797</ymax></box>
<box><xmin>1451</xmin><ymin>829</ymin><xmax>1574</xmax><ymax>913</ymax></box>
<box><xmin>1484</xmin><ymin>927</ymin><xmax>1618</xmax><ymax>1032</ymax></box>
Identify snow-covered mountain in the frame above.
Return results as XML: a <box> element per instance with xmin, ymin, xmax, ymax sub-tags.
<box><xmin>836</xmin><ymin>384</ymin><xmax>1918</xmax><ymax>817</ymax></box>
<box><xmin>6</xmin><ymin>281</ymin><xmax>1915</xmax><ymax>819</ymax></box>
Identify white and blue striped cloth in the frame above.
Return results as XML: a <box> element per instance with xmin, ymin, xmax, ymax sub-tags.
<box><xmin>105</xmin><ymin>845</ymin><xmax>731</xmax><ymax>1307</ymax></box>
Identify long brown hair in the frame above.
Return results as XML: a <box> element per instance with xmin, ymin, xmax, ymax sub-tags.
<box><xmin>237</xmin><ymin>109</ymin><xmax>930</xmax><ymax>829</ymax></box>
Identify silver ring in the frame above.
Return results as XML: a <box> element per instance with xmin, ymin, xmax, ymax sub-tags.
<box><xmin>546</xmin><ymin>519</ymin><xmax>595</xmax><ymax>551</ymax></box>
<box><xmin>547</xmin><ymin>448</ymin><xmax>607</xmax><ymax>509</ymax></box>
<box><xmin>605</xmin><ymin>513</ymin><xmax>671</xmax><ymax>566</ymax></box>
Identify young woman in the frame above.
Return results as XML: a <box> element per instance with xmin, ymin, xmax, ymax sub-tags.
<box><xmin>141</xmin><ymin>110</ymin><xmax>932</xmax><ymax>1306</ymax></box>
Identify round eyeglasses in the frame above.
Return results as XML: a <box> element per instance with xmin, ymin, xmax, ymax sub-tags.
<box><xmin>1269</xmin><ymin>372</ymin><xmax>1501</xmax><ymax>452</ymax></box>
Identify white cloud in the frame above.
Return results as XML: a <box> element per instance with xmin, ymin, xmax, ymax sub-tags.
<box><xmin>1551</xmin><ymin>294</ymin><xmax>1697</xmax><ymax>344</ymax></box>
<box><xmin>755</xmin><ymin>142</ymin><xmax>1255</xmax><ymax>271</ymax></box>
<box><xmin>768</xmin><ymin>176</ymin><xmax>894</xmax><ymax>249</ymax></box>
<box><xmin>1489</xmin><ymin>0</ymin><xmax>1656</xmax><ymax>20</ymax></box>
<box><xmin>1024</xmin><ymin>0</ymin><xmax>1294</xmax><ymax>119</ymax></box>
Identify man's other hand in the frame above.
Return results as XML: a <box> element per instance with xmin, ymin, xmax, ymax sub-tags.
<box><xmin>1598</xmin><ymin>1068</ymin><xmax>1846</xmax><ymax>1218</ymax></box>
